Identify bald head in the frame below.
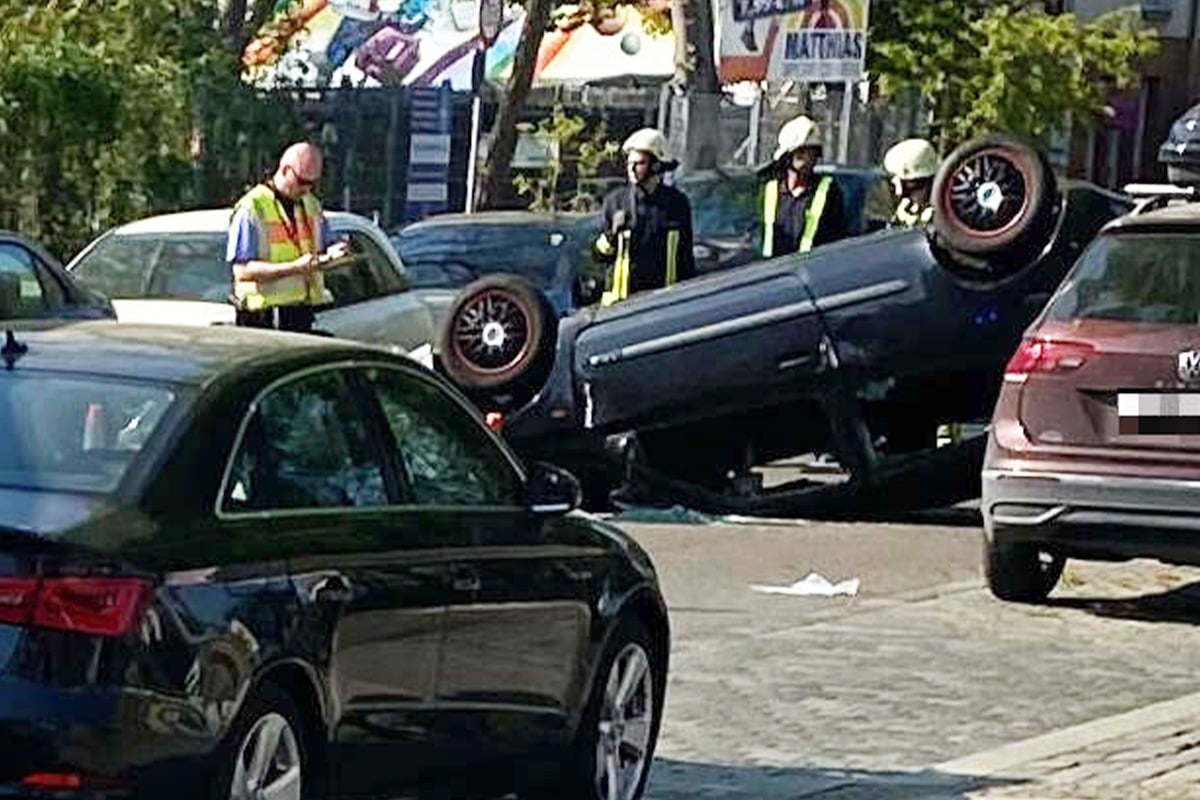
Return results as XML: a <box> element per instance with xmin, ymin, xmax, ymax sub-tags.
<box><xmin>274</xmin><ymin>142</ymin><xmax>323</xmax><ymax>199</ymax></box>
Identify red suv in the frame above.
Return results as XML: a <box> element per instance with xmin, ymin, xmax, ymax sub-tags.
<box><xmin>983</xmin><ymin>198</ymin><xmax>1200</xmax><ymax>602</ymax></box>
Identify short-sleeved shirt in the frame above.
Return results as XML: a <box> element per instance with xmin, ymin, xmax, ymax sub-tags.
<box><xmin>226</xmin><ymin>198</ymin><xmax>336</xmax><ymax>264</ymax></box>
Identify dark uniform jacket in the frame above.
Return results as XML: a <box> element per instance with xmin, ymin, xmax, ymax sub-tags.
<box><xmin>596</xmin><ymin>182</ymin><xmax>697</xmax><ymax>295</ymax></box>
<box><xmin>769</xmin><ymin>176</ymin><xmax>848</xmax><ymax>256</ymax></box>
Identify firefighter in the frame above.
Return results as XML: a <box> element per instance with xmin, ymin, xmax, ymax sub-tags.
<box><xmin>760</xmin><ymin>115</ymin><xmax>848</xmax><ymax>258</ymax></box>
<box><xmin>595</xmin><ymin>128</ymin><xmax>696</xmax><ymax>306</ymax></box>
<box><xmin>883</xmin><ymin>137</ymin><xmax>938</xmax><ymax>227</ymax></box>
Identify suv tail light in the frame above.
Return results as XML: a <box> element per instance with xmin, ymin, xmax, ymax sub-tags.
<box><xmin>1004</xmin><ymin>338</ymin><xmax>1094</xmax><ymax>384</ymax></box>
<box><xmin>0</xmin><ymin>576</ymin><xmax>150</xmax><ymax>637</ymax></box>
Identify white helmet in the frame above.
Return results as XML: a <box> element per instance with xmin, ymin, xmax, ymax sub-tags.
<box><xmin>773</xmin><ymin>116</ymin><xmax>822</xmax><ymax>161</ymax></box>
<box><xmin>622</xmin><ymin>128</ymin><xmax>672</xmax><ymax>163</ymax></box>
<box><xmin>884</xmin><ymin>138</ymin><xmax>938</xmax><ymax>180</ymax></box>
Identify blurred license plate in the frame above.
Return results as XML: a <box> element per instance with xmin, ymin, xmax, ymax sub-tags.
<box><xmin>1118</xmin><ymin>393</ymin><xmax>1200</xmax><ymax>435</ymax></box>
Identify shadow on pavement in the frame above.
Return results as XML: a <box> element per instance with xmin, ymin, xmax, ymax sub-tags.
<box><xmin>1048</xmin><ymin>580</ymin><xmax>1200</xmax><ymax>625</ymax></box>
<box><xmin>646</xmin><ymin>759</ymin><xmax>1020</xmax><ymax>800</ymax></box>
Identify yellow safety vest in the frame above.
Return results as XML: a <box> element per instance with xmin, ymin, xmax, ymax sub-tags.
<box><xmin>893</xmin><ymin>197</ymin><xmax>934</xmax><ymax>227</ymax></box>
<box><xmin>232</xmin><ymin>184</ymin><xmax>330</xmax><ymax>311</ymax></box>
<box><xmin>761</xmin><ymin>175</ymin><xmax>833</xmax><ymax>258</ymax></box>
<box><xmin>597</xmin><ymin>227</ymin><xmax>681</xmax><ymax>307</ymax></box>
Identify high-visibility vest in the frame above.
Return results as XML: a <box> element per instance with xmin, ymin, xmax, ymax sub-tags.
<box><xmin>232</xmin><ymin>184</ymin><xmax>330</xmax><ymax>311</ymax></box>
<box><xmin>597</xmin><ymin>227</ymin><xmax>681</xmax><ymax>307</ymax></box>
<box><xmin>761</xmin><ymin>175</ymin><xmax>833</xmax><ymax>258</ymax></box>
<box><xmin>893</xmin><ymin>197</ymin><xmax>934</xmax><ymax>227</ymax></box>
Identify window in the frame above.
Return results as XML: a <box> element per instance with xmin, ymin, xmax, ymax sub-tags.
<box><xmin>223</xmin><ymin>370</ymin><xmax>388</xmax><ymax>512</ymax></box>
<box><xmin>0</xmin><ymin>244</ymin><xmax>48</xmax><ymax>317</ymax></box>
<box><xmin>1048</xmin><ymin>234</ymin><xmax>1200</xmax><ymax>325</ymax></box>
<box><xmin>323</xmin><ymin>232</ymin><xmax>383</xmax><ymax>308</ymax></box>
<box><xmin>365</xmin><ymin>368</ymin><xmax>520</xmax><ymax>506</ymax></box>
<box><xmin>70</xmin><ymin>233</ymin><xmax>229</xmax><ymax>302</ymax></box>
<box><xmin>344</xmin><ymin>230</ymin><xmax>408</xmax><ymax>294</ymax></box>
<box><xmin>0</xmin><ymin>375</ymin><xmax>176</xmax><ymax>493</ymax></box>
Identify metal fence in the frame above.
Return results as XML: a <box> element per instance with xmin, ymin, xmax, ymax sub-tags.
<box><xmin>260</xmin><ymin>81</ymin><xmax>930</xmax><ymax>231</ymax></box>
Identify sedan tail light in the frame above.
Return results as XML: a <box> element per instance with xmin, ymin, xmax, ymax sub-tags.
<box><xmin>0</xmin><ymin>576</ymin><xmax>150</xmax><ymax>637</ymax></box>
<box><xmin>1003</xmin><ymin>338</ymin><xmax>1094</xmax><ymax>384</ymax></box>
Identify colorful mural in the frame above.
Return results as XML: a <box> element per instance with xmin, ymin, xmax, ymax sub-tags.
<box><xmin>241</xmin><ymin>0</ymin><xmax>675</xmax><ymax>90</ymax></box>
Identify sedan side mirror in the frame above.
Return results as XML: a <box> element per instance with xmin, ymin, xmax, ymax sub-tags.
<box><xmin>524</xmin><ymin>461</ymin><xmax>582</xmax><ymax>514</ymax></box>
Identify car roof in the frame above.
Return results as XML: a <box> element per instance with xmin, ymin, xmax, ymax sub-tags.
<box><xmin>108</xmin><ymin>208</ymin><xmax>367</xmax><ymax>236</ymax></box>
<box><xmin>1</xmin><ymin>321</ymin><xmax>398</xmax><ymax>387</ymax></box>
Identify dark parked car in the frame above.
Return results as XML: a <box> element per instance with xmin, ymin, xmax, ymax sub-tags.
<box><xmin>0</xmin><ymin>231</ymin><xmax>113</xmax><ymax>322</ymax></box>
<box><xmin>0</xmin><ymin>321</ymin><xmax>668</xmax><ymax>800</ymax></box>
<box><xmin>983</xmin><ymin>195</ymin><xmax>1200</xmax><ymax>602</ymax></box>
<box><xmin>438</xmin><ymin>136</ymin><xmax>1132</xmax><ymax>514</ymax></box>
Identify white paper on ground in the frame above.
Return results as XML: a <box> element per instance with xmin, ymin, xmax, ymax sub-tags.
<box><xmin>750</xmin><ymin>572</ymin><xmax>860</xmax><ymax>597</ymax></box>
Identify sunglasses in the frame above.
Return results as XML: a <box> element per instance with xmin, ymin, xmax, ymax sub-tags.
<box><xmin>286</xmin><ymin>164</ymin><xmax>320</xmax><ymax>188</ymax></box>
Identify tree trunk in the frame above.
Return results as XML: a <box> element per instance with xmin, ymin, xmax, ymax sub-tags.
<box><xmin>668</xmin><ymin>0</ymin><xmax>721</xmax><ymax>171</ymax></box>
<box><xmin>222</xmin><ymin>0</ymin><xmax>276</xmax><ymax>54</ymax></box>
<box><xmin>476</xmin><ymin>0</ymin><xmax>554</xmax><ymax>210</ymax></box>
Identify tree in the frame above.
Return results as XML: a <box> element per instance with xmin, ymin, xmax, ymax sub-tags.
<box><xmin>669</xmin><ymin>0</ymin><xmax>720</xmax><ymax>171</ymax></box>
<box><xmin>0</xmin><ymin>0</ymin><xmax>300</xmax><ymax>258</ymax></box>
<box><xmin>476</xmin><ymin>0</ymin><xmax>556</xmax><ymax>210</ymax></box>
<box><xmin>869</xmin><ymin>2</ymin><xmax>1158</xmax><ymax>150</ymax></box>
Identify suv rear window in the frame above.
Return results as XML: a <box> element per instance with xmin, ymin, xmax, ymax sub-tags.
<box><xmin>0</xmin><ymin>375</ymin><xmax>176</xmax><ymax>493</ymax></box>
<box><xmin>1047</xmin><ymin>233</ymin><xmax>1200</xmax><ymax>325</ymax></box>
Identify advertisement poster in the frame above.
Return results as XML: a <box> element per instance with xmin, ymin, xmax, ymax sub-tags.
<box><xmin>719</xmin><ymin>0</ymin><xmax>868</xmax><ymax>85</ymax></box>
<box><xmin>241</xmin><ymin>0</ymin><xmax>675</xmax><ymax>90</ymax></box>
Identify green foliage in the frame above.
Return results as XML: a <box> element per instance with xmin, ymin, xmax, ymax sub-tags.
<box><xmin>512</xmin><ymin>105</ymin><xmax>618</xmax><ymax>212</ymax></box>
<box><xmin>0</xmin><ymin>0</ymin><xmax>300</xmax><ymax>259</ymax></box>
<box><xmin>870</xmin><ymin>3</ymin><xmax>1158</xmax><ymax>150</ymax></box>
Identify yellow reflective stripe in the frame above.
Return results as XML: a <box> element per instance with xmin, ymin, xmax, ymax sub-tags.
<box><xmin>665</xmin><ymin>229</ymin><xmax>679</xmax><ymax>286</ymax></box>
<box><xmin>761</xmin><ymin>179</ymin><xmax>778</xmax><ymax>258</ymax></box>
<box><xmin>799</xmin><ymin>176</ymin><xmax>833</xmax><ymax>253</ymax></box>
<box><xmin>601</xmin><ymin>232</ymin><xmax>632</xmax><ymax>306</ymax></box>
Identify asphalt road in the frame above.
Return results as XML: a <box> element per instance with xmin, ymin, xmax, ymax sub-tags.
<box><xmin>621</xmin><ymin>516</ymin><xmax>1200</xmax><ymax>800</ymax></box>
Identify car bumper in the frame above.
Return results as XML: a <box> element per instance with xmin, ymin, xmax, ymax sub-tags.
<box><xmin>0</xmin><ymin>674</ymin><xmax>219</xmax><ymax>799</ymax></box>
<box><xmin>982</xmin><ymin>469</ymin><xmax>1200</xmax><ymax>564</ymax></box>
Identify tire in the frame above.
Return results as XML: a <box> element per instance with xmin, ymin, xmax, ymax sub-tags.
<box><xmin>932</xmin><ymin>134</ymin><xmax>1057</xmax><ymax>259</ymax></box>
<box><xmin>533</xmin><ymin>618</ymin><xmax>665</xmax><ymax>800</ymax></box>
<box><xmin>438</xmin><ymin>274</ymin><xmax>558</xmax><ymax>395</ymax></box>
<box><xmin>984</xmin><ymin>534</ymin><xmax>1065</xmax><ymax>603</ymax></box>
<box><xmin>212</xmin><ymin>682</ymin><xmax>310</xmax><ymax>800</ymax></box>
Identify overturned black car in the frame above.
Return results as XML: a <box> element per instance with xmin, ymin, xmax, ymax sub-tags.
<box><xmin>438</xmin><ymin>137</ymin><xmax>1132</xmax><ymax>515</ymax></box>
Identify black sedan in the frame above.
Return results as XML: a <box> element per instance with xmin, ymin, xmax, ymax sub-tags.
<box><xmin>438</xmin><ymin>136</ymin><xmax>1133</xmax><ymax>514</ymax></box>
<box><xmin>0</xmin><ymin>231</ymin><xmax>113</xmax><ymax>322</ymax></box>
<box><xmin>0</xmin><ymin>322</ymin><xmax>667</xmax><ymax>800</ymax></box>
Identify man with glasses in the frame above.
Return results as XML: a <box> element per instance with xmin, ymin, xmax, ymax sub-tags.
<box><xmin>227</xmin><ymin>141</ymin><xmax>350</xmax><ymax>332</ymax></box>
<box><xmin>595</xmin><ymin>128</ymin><xmax>696</xmax><ymax>305</ymax></box>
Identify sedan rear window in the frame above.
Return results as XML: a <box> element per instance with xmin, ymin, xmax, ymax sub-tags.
<box><xmin>71</xmin><ymin>234</ymin><xmax>229</xmax><ymax>303</ymax></box>
<box><xmin>1048</xmin><ymin>233</ymin><xmax>1200</xmax><ymax>325</ymax></box>
<box><xmin>0</xmin><ymin>375</ymin><xmax>176</xmax><ymax>493</ymax></box>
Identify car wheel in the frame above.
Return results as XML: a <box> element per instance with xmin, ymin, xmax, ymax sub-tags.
<box><xmin>932</xmin><ymin>134</ymin><xmax>1057</xmax><ymax>260</ymax></box>
<box><xmin>535</xmin><ymin>619</ymin><xmax>664</xmax><ymax>800</ymax></box>
<box><xmin>983</xmin><ymin>535</ymin><xmax>1064</xmax><ymax>603</ymax></box>
<box><xmin>438</xmin><ymin>274</ymin><xmax>557</xmax><ymax>395</ymax></box>
<box><xmin>214</xmin><ymin>682</ymin><xmax>309</xmax><ymax>800</ymax></box>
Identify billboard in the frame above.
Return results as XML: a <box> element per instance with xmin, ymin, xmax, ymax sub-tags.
<box><xmin>719</xmin><ymin>0</ymin><xmax>868</xmax><ymax>84</ymax></box>
<box><xmin>241</xmin><ymin>0</ymin><xmax>675</xmax><ymax>90</ymax></box>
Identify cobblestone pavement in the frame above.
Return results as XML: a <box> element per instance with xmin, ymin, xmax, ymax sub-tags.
<box><xmin>621</xmin><ymin>519</ymin><xmax>1200</xmax><ymax>800</ymax></box>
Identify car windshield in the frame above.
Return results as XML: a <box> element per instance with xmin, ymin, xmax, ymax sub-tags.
<box><xmin>71</xmin><ymin>233</ymin><xmax>230</xmax><ymax>302</ymax></box>
<box><xmin>679</xmin><ymin>173</ymin><xmax>760</xmax><ymax>239</ymax></box>
<box><xmin>0</xmin><ymin>374</ymin><xmax>177</xmax><ymax>494</ymax></box>
<box><xmin>1047</xmin><ymin>233</ymin><xmax>1200</xmax><ymax>325</ymax></box>
<box><xmin>394</xmin><ymin>219</ymin><xmax>595</xmax><ymax>290</ymax></box>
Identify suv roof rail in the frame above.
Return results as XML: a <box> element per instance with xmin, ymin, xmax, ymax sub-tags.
<box><xmin>1122</xmin><ymin>183</ymin><xmax>1198</xmax><ymax>216</ymax></box>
